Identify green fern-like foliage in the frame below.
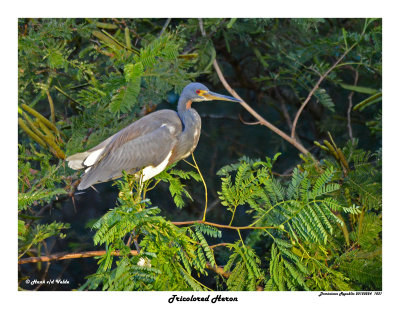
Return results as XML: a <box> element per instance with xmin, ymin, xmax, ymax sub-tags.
<box><xmin>18</xmin><ymin>188</ymin><xmax>66</xmax><ymax>211</ymax></box>
<box><xmin>18</xmin><ymin>143</ymin><xmax>69</xmax><ymax>260</ymax></box>
<box><xmin>107</xmin><ymin>34</ymin><xmax>189</xmax><ymax>115</ymax></box>
<box><xmin>216</xmin><ymin>141</ymin><xmax>381</xmax><ymax>291</ymax></box>
<box><xmin>155</xmin><ymin>165</ymin><xmax>201</xmax><ymax>208</ymax></box>
<box><xmin>224</xmin><ymin>241</ymin><xmax>264</xmax><ymax>291</ymax></box>
<box><xmin>109</xmin><ymin>62</ymin><xmax>143</xmax><ymax>114</ymax></box>
<box><xmin>218</xmin><ymin>158</ymin><xmax>343</xmax><ymax>245</ymax></box>
<box><xmin>266</xmin><ymin>240</ymin><xmax>310</xmax><ymax>291</ymax></box>
<box><xmin>85</xmin><ymin>173</ymin><xmax>218</xmax><ymax>291</ymax></box>
<box><xmin>86</xmin><ymin>141</ymin><xmax>381</xmax><ymax>291</ymax></box>
<box><xmin>217</xmin><ymin>155</ymin><xmax>280</xmax><ymax>219</ymax></box>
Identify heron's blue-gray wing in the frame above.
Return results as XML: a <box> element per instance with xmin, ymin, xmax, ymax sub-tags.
<box><xmin>67</xmin><ymin>110</ymin><xmax>177</xmax><ymax>170</ymax></box>
<box><xmin>77</xmin><ymin>110</ymin><xmax>182</xmax><ymax>190</ymax></box>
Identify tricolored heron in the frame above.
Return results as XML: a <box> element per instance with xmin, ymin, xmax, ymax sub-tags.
<box><xmin>67</xmin><ymin>82</ymin><xmax>241</xmax><ymax>190</ymax></box>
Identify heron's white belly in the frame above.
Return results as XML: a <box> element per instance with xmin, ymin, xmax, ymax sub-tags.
<box><xmin>141</xmin><ymin>151</ymin><xmax>172</xmax><ymax>181</ymax></box>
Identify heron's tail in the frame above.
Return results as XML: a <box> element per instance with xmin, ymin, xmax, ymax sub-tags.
<box><xmin>66</xmin><ymin>152</ymin><xmax>91</xmax><ymax>170</ymax></box>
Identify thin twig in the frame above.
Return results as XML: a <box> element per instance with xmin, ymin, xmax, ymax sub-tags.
<box><xmin>290</xmin><ymin>18</ymin><xmax>371</xmax><ymax>140</ymax></box>
<box><xmin>237</xmin><ymin>229</ymin><xmax>245</xmax><ymax>246</ymax></box>
<box><xmin>54</xmin><ymin>86</ymin><xmax>81</xmax><ymax>106</ymax></box>
<box><xmin>34</xmin><ymin>241</ymin><xmax>52</xmax><ymax>291</ymax></box>
<box><xmin>18</xmin><ymin>249</ymin><xmax>231</xmax><ymax>279</ymax></box>
<box><xmin>198</xmin><ymin>18</ymin><xmax>206</xmax><ymax>36</ymax></box>
<box><xmin>191</xmin><ymin>153</ymin><xmax>208</xmax><ymax>222</ymax></box>
<box><xmin>131</xmin><ymin>230</ymin><xmax>141</xmax><ymax>254</ymax></box>
<box><xmin>100</xmin><ymin>29</ymin><xmax>139</xmax><ymax>54</ymax></box>
<box><xmin>145</xmin><ymin>179</ymin><xmax>161</xmax><ymax>191</ymax></box>
<box><xmin>274</xmin><ymin>86</ymin><xmax>294</xmax><ymax>130</ymax></box>
<box><xmin>238</xmin><ymin>113</ymin><xmax>260</xmax><ymax>125</ymax></box>
<box><xmin>90</xmin><ymin>185</ymin><xmax>99</xmax><ymax>193</ymax></box>
<box><xmin>206</xmin><ymin>263</ymin><xmax>230</xmax><ymax>278</ymax></box>
<box><xmin>347</xmin><ymin>67</ymin><xmax>359</xmax><ymax>140</ymax></box>
<box><xmin>206</xmin><ymin>198</ymin><xmax>221</xmax><ymax>213</ymax></box>
<box><xmin>213</xmin><ymin>58</ymin><xmax>310</xmax><ymax>155</ymax></box>
<box><xmin>46</xmin><ymin>90</ymin><xmax>56</xmax><ymax>125</ymax></box>
<box><xmin>210</xmin><ymin>242</ymin><xmax>230</xmax><ymax>249</ymax></box>
<box><xmin>291</xmin><ymin>51</ymin><xmax>350</xmax><ymax>139</ymax></box>
<box><xmin>159</xmin><ymin>18</ymin><xmax>171</xmax><ymax>37</ymax></box>
<box><xmin>183</xmin><ymin>159</ymin><xmax>196</xmax><ymax>169</ymax></box>
<box><xmin>172</xmin><ymin>219</ymin><xmax>278</xmax><ymax>230</ymax></box>
<box><xmin>229</xmin><ymin>205</ymin><xmax>238</xmax><ymax>226</ymax></box>
<box><xmin>18</xmin><ymin>250</ymin><xmax>138</xmax><ymax>264</ymax></box>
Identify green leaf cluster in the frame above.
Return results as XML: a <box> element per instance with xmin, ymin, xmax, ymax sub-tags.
<box><xmin>215</xmin><ymin>140</ymin><xmax>381</xmax><ymax>291</ymax></box>
<box><xmin>84</xmin><ymin>173</ymin><xmax>218</xmax><ymax>291</ymax></box>
<box><xmin>224</xmin><ymin>241</ymin><xmax>264</xmax><ymax>291</ymax></box>
<box><xmin>156</xmin><ymin>165</ymin><xmax>201</xmax><ymax>208</ymax></box>
<box><xmin>18</xmin><ymin>143</ymin><xmax>69</xmax><ymax>263</ymax></box>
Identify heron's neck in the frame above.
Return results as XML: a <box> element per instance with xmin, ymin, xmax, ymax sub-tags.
<box><xmin>174</xmin><ymin>97</ymin><xmax>202</xmax><ymax>160</ymax></box>
<box><xmin>177</xmin><ymin>97</ymin><xmax>199</xmax><ymax>132</ymax></box>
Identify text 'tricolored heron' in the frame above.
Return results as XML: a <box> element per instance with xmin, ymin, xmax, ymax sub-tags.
<box><xmin>67</xmin><ymin>83</ymin><xmax>241</xmax><ymax>190</ymax></box>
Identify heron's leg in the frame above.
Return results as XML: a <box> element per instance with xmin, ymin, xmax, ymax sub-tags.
<box><xmin>137</xmin><ymin>172</ymin><xmax>144</xmax><ymax>200</ymax></box>
<box><xmin>130</xmin><ymin>170</ymin><xmax>145</xmax><ymax>204</ymax></box>
<box><xmin>190</xmin><ymin>153</ymin><xmax>208</xmax><ymax>222</ymax></box>
<box><xmin>144</xmin><ymin>179</ymin><xmax>161</xmax><ymax>194</ymax></box>
<box><xmin>127</xmin><ymin>172</ymin><xmax>144</xmax><ymax>253</ymax></box>
<box><xmin>136</xmin><ymin>176</ymin><xmax>145</xmax><ymax>204</ymax></box>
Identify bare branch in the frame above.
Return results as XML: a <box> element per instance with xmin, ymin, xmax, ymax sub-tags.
<box><xmin>213</xmin><ymin>58</ymin><xmax>310</xmax><ymax>155</ymax></box>
<box><xmin>159</xmin><ymin>18</ymin><xmax>171</xmax><ymax>37</ymax></box>
<box><xmin>274</xmin><ymin>86</ymin><xmax>294</xmax><ymax>130</ymax></box>
<box><xmin>198</xmin><ymin>19</ymin><xmax>310</xmax><ymax>156</ymax></box>
<box><xmin>172</xmin><ymin>219</ymin><xmax>278</xmax><ymax>230</ymax></box>
<box><xmin>18</xmin><ymin>248</ymin><xmax>232</xmax><ymax>279</ymax></box>
<box><xmin>18</xmin><ymin>250</ymin><xmax>138</xmax><ymax>265</ymax></box>
<box><xmin>291</xmin><ymin>55</ymin><xmax>346</xmax><ymax>138</ymax></box>
<box><xmin>239</xmin><ymin>113</ymin><xmax>260</xmax><ymax>126</ymax></box>
<box><xmin>291</xmin><ymin>47</ymin><xmax>356</xmax><ymax>139</ymax></box>
<box><xmin>46</xmin><ymin>89</ymin><xmax>56</xmax><ymax>125</ymax></box>
<box><xmin>347</xmin><ymin>67</ymin><xmax>359</xmax><ymax>140</ymax></box>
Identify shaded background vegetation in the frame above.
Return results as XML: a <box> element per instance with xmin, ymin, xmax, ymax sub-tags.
<box><xmin>18</xmin><ymin>18</ymin><xmax>381</xmax><ymax>291</ymax></box>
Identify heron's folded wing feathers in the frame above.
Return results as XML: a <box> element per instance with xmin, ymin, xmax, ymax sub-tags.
<box><xmin>78</xmin><ymin>112</ymin><xmax>182</xmax><ymax>190</ymax></box>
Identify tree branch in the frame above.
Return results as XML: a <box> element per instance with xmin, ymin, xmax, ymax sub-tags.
<box><xmin>291</xmin><ymin>51</ymin><xmax>350</xmax><ymax>139</ymax></box>
<box><xmin>274</xmin><ymin>86</ymin><xmax>294</xmax><ymax>130</ymax></box>
<box><xmin>159</xmin><ymin>18</ymin><xmax>171</xmax><ymax>37</ymax></box>
<box><xmin>290</xmin><ymin>18</ymin><xmax>371</xmax><ymax>141</ymax></box>
<box><xmin>198</xmin><ymin>19</ymin><xmax>310</xmax><ymax>156</ymax></box>
<box><xmin>18</xmin><ymin>248</ymin><xmax>232</xmax><ymax>279</ymax></box>
<box><xmin>46</xmin><ymin>89</ymin><xmax>56</xmax><ymax>125</ymax></box>
<box><xmin>239</xmin><ymin>113</ymin><xmax>260</xmax><ymax>126</ymax></box>
<box><xmin>347</xmin><ymin>66</ymin><xmax>359</xmax><ymax>140</ymax></box>
<box><xmin>212</xmin><ymin>58</ymin><xmax>310</xmax><ymax>155</ymax></box>
<box><xmin>172</xmin><ymin>219</ymin><xmax>278</xmax><ymax>230</ymax></box>
<box><xmin>18</xmin><ymin>250</ymin><xmax>138</xmax><ymax>265</ymax></box>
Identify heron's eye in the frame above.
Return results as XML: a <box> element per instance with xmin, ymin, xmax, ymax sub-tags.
<box><xmin>195</xmin><ymin>90</ymin><xmax>200</xmax><ymax>94</ymax></box>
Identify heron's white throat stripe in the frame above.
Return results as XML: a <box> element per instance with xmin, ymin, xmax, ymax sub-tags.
<box><xmin>84</xmin><ymin>148</ymin><xmax>104</xmax><ymax>167</ymax></box>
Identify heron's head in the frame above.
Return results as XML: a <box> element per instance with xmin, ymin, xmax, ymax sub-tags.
<box><xmin>182</xmin><ymin>82</ymin><xmax>242</xmax><ymax>103</ymax></box>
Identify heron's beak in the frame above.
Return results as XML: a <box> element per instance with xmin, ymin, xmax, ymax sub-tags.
<box><xmin>202</xmin><ymin>91</ymin><xmax>242</xmax><ymax>102</ymax></box>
